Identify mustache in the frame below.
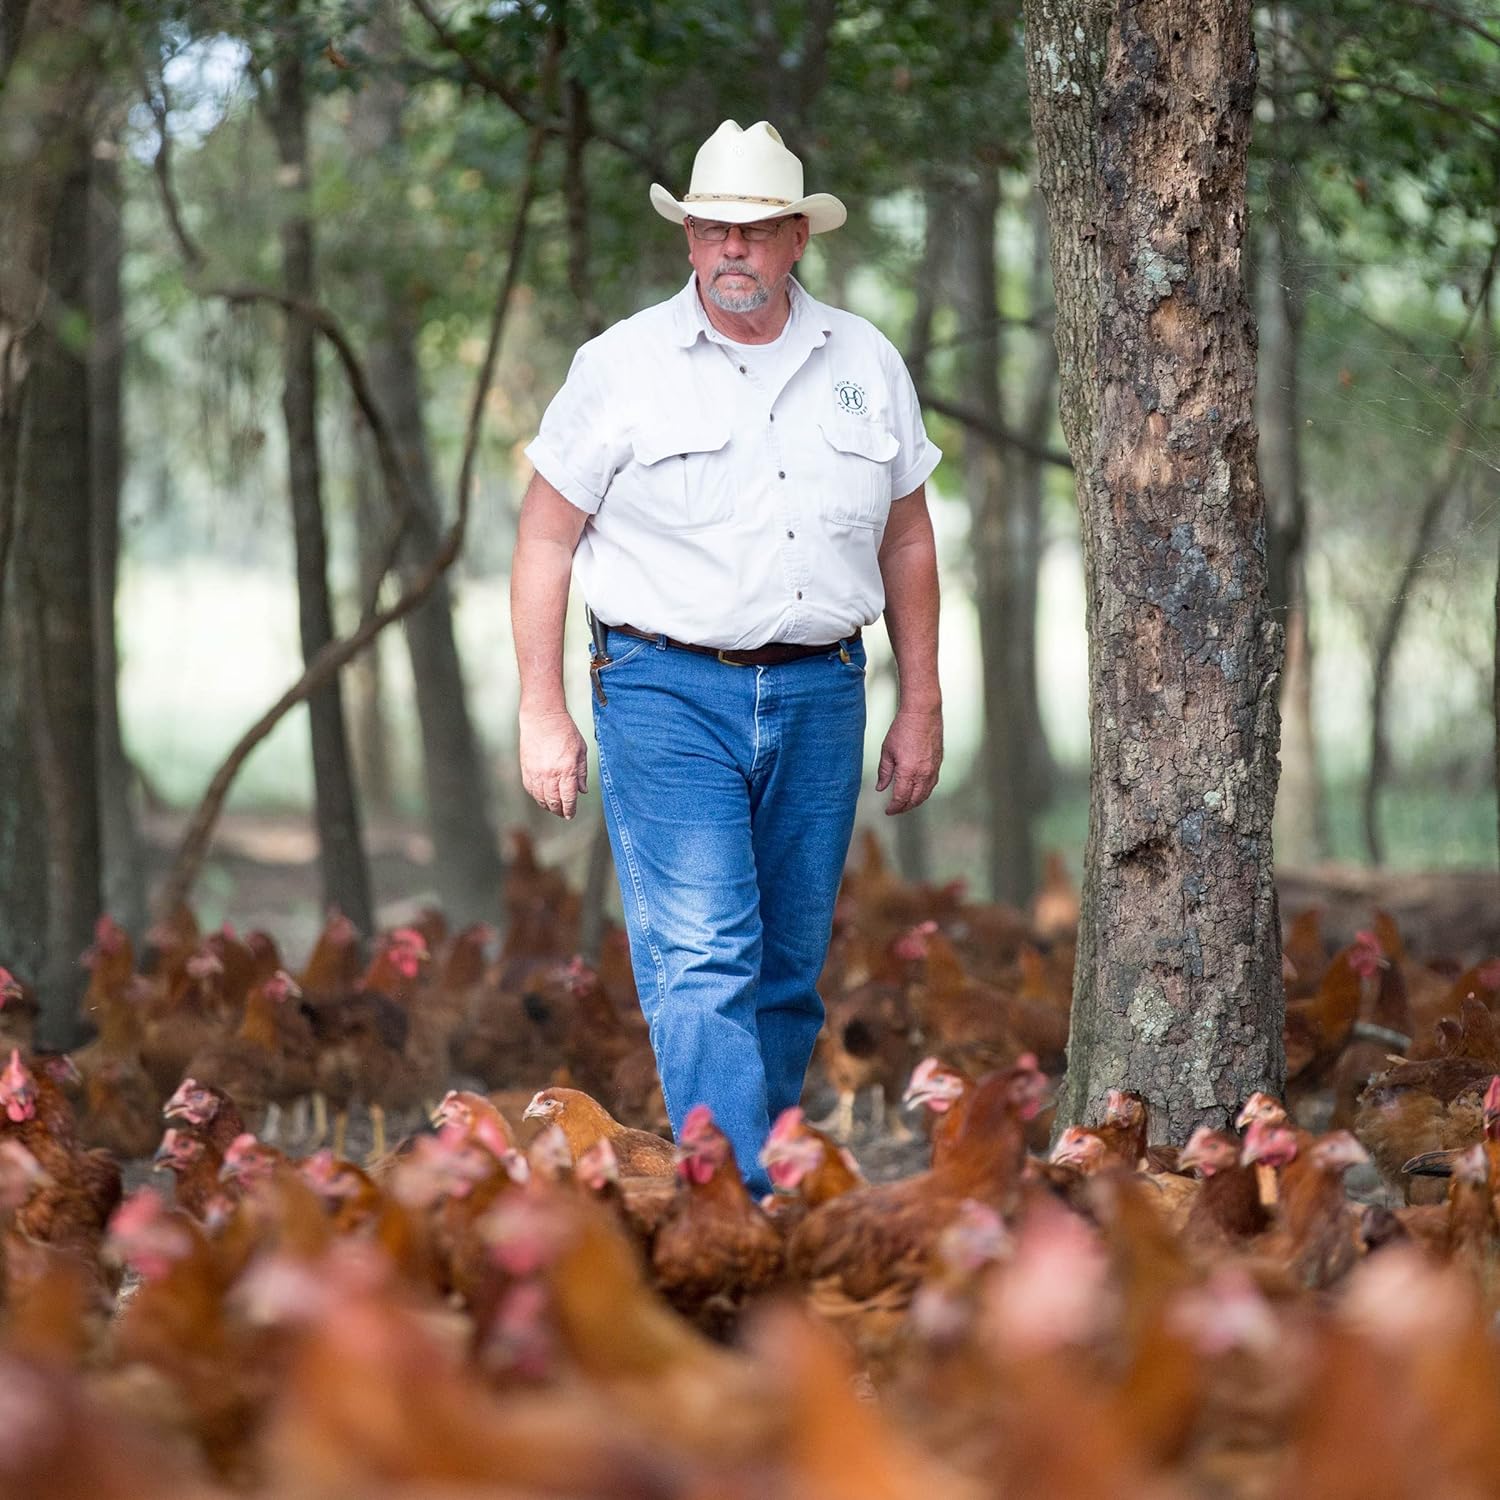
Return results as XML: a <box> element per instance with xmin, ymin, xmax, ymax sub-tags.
<box><xmin>711</xmin><ymin>260</ymin><xmax>767</xmax><ymax>287</ymax></box>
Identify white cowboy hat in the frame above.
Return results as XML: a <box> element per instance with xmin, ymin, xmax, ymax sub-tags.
<box><xmin>650</xmin><ymin>119</ymin><xmax>847</xmax><ymax>234</ymax></box>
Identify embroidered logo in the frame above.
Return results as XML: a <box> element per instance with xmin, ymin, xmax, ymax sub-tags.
<box><xmin>834</xmin><ymin>379</ymin><xmax>868</xmax><ymax>416</ymax></box>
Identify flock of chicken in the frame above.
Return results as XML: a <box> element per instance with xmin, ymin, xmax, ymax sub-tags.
<box><xmin>3</xmin><ymin>831</ymin><xmax>1500</xmax><ymax>1498</ymax></box>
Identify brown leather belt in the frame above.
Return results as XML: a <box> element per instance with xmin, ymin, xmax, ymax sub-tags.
<box><xmin>609</xmin><ymin>622</ymin><xmax>860</xmax><ymax>668</ymax></box>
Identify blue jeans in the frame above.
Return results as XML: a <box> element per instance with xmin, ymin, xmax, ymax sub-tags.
<box><xmin>589</xmin><ymin>627</ymin><xmax>867</xmax><ymax>1196</ymax></box>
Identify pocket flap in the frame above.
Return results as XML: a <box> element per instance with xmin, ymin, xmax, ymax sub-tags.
<box><xmin>819</xmin><ymin>416</ymin><xmax>900</xmax><ymax>463</ymax></box>
<box><xmin>630</xmin><ymin>422</ymin><xmax>730</xmax><ymax>467</ymax></box>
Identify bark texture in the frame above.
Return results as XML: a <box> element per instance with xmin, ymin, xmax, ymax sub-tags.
<box><xmin>267</xmin><ymin>26</ymin><xmax>374</xmax><ymax>932</ymax></box>
<box><xmin>1028</xmin><ymin>0</ymin><xmax>1285</xmax><ymax>1138</ymax></box>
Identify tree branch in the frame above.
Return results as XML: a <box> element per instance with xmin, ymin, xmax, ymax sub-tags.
<box><xmin>156</xmin><ymin>122</ymin><xmax>548</xmax><ymax>917</ymax></box>
<box><xmin>918</xmin><ymin>387</ymin><xmax>1074</xmax><ymax>470</ymax></box>
<box><xmin>406</xmin><ymin>0</ymin><xmax>669</xmax><ymax>181</ymax></box>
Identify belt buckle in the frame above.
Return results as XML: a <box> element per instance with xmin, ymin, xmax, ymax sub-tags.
<box><xmin>716</xmin><ymin>649</ymin><xmax>748</xmax><ymax>667</ymax></box>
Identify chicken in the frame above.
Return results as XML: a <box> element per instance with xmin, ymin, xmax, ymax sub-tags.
<box><xmin>429</xmin><ymin>1088</ymin><xmax>519</xmax><ymax>1158</ymax></box>
<box><xmin>1283</xmin><ymin>928</ymin><xmax>1384</xmax><ymax>1104</ymax></box>
<box><xmin>521</xmin><ymin>1085</ymin><xmax>674</xmax><ymax>1176</ymax></box>
<box><xmin>1241</xmin><ymin>1122</ymin><xmax>1369</xmax><ymax>1289</ymax></box>
<box><xmin>0</xmin><ymin>1049</ymin><xmax>122</xmax><ymax>1278</ymax></box>
<box><xmin>760</xmin><ymin>1106</ymin><xmax>865</xmax><ymax>1209</ymax></box>
<box><xmin>1354</xmin><ymin>1047</ymin><xmax>1495</xmax><ymax>1202</ymax></box>
<box><xmin>650</xmin><ymin>1104</ymin><xmax>784</xmax><ymax>1335</ymax></box>
<box><xmin>786</xmin><ymin>1057</ymin><xmax>1050</xmax><ymax>1314</ymax></box>
<box><xmin>178</xmin><ymin>970</ymin><xmax>313</xmax><ymax>1137</ymax></box>
<box><xmin>162</xmin><ymin>1077</ymin><xmax>248</xmax><ymax>1156</ymax></box>
<box><xmin>1176</xmin><ymin>1126</ymin><xmax>1271</xmax><ymax>1255</ymax></box>
<box><xmin>76</xmin><ymin>1055</ymin><xmax>162</xmax><ymax>1161</ymax></box>
<box><xmin>151</xmin><ymin>1127</ymin><xmax>232</xmax><ymax>1223</ymax></box>
<box><xmin>0</xmin><ymin>965</ymin><xmax>38</xmax><ymax>1058</ymax></box>
<box><xmin>812</xmin><ymin>975</ymin><xmax>921</xmax><ymax>1141</ymax></box>
<box><xmin>1027</xmin><ymin>850</ymin><xmax>1080</xmax><ymax>944</ymax></box>
<box><xmin>901</xmin><ymin>923</ymin><xmax>1068</xmax><ymax>1077</ymax></box>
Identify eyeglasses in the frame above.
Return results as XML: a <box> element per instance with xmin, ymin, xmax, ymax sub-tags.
<box><xmin>687</xmin><ymin>216</ymin><xmax>793</xmax><ymax>243</ymax></box>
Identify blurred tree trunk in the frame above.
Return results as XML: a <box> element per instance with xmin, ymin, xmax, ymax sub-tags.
<box><xmin>954</xmin><ymin>170</ymin><xmax>1037</xmax><ymax>907</ymax></box>
<box><xmin>892</xmin><ymin>184</ymin><xmax>955</xmax><ymax>887</ymax></box>
<box><xmin>10</xmin><ymin>135</ymin><xmax>99</xmax><ymax>1049</ymax></box>
<box><xmin>348</xmin><ymin>403</ymin><xmax>397</xmax><ymax>818</ymax></box>
<box><xmin>1260</xmin><ymin>6</ymin><xmax>1326</xmax><ymax>868</ymax></box>
<box><xmin>348</xmin><ymin>6</ymin><xmax>503</xmax><ymax>921</ymax></box>
<box><xmin>0</xmin><ymin>1</ymin><xmax>108</xmax><ymax>1047</ymax></box>
<box><xmin>89</xmin><ymin>136</ymin><xmax>148</xmax><ymax>934</ymax></box>
<box><xmin>1026</xmin><ymin>0</ymin><xmax>1285</xmax><ymax>1139</ymax></box>
<box><xmin>1014</xmin><ymin>187</ymin><xmax>1062</xmax><ymax>813</ymax></box>
<box><xmin>265</xmin><ymin>20</ymin><xmax>374</xmax><ymax>933</ymax></box>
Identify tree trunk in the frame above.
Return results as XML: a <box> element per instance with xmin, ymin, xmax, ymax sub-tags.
<box><xmin>266</xmin><ymin>25</ymin><xmax>374</xmax><ymax>933</ymax></box>
<box><xmin>1014</xmin><ymin>187</ymin><xmax>1062</xmax><ymax>812</ymax></box>
<box><xmin>13</xmin><ymin>138</ymin><xmax>99</xmax><ymax>1048</ymax></box>
<box><xmin>1260</xmin><ymin>6</ymin><xmax>1326</xmax><ymax>868</ymax></box>
<box><xmin>89</xmin><ymin>139</ymin><xmax>148</xmax><ymax>934</ymax></box>
<box><xmin>0</xmin><ymin>0</ymin><xmax>103</xmax><ymax>1006</ymax></box>
<box><xmin>1027</xmin><ymin>0</ymin><xmax>1285</xmax><ymax>1138</ymax></box>
<box><xmin>893</xmin><ymin>184</ymin><xmax>954</xmax><ymax>888</ymax></box>
<box><xmin>346</xmin><ymin>6</ymin><xmax>504</xmax><ymax>920</ymax></box>
<box><xmin>348</xmin><ymin>402</ymin><xmax>398</xmax><ymax>817</ymax></box>
<box><xmin>955</xmin><ymin>171</ymin><xmax>1037</xmax><ymax>906</ymax></box>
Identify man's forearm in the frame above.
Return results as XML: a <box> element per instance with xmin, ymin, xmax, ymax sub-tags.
<box><xmin>511</xmin><ymin>524</ymin><xmax>579</xmax><ymax>718</ymax></box>
<box><xmin>880</xmin><ymin>513</ymin><xmax>942</xmax><ymax>713</ymax></box>
<box><xmin>512</xmin><ymin>471</ymin><xmax>591</xmax><ymax>716</ymax></box>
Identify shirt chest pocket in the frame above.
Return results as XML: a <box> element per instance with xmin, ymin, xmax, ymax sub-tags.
<box><xmin>818</xmin><ymin>415</ymin><xmax>900</xmax><ymax>529</ymax></box>
<box><xmin>629</xmin><ymin>421</ymin><xmax>734</xmax><ymax>531</ymax></box>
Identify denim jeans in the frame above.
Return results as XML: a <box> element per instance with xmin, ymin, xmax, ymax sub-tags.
<box><xmin>589</xmin><ymin>626</ymin><xmax>867</xmax><ymax>1196</ymax></box>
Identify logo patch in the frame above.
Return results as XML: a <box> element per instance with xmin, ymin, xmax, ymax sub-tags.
<box><xmin>834</xmin><ymin>380</ymin><xmax>868</xmax><ymax>416</ymax></box>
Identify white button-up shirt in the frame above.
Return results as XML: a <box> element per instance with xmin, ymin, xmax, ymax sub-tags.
<box><xmin>524</xmin><ymin>276</ymin><xmax>941</xmax><ymax>650</ymax></box>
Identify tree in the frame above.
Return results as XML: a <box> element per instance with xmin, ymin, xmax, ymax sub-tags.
<box><xmin>0</xmin><ymin>0</ymin><xmax>112</xmax><ymax>1048</ymax></box>
<box><xmin>1025</xmin><ymin>0</ymin><xmax>1285</xmax><ymax>1138</ymax></box>
<box><xmin>261</xmin><ymin>5</ymin><xmax>374</xmax><ymax>932</ymax></box>
<box><xmin>347</xmin><ymin>1</ymin><xmax>503</xmax><ymax>921</ymax></box>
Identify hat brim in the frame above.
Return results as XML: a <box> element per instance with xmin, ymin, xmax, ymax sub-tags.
<box><xmin>649</xmin><ymin>183</ymin><xmax>846</xmax><ymax>234</ymax></box>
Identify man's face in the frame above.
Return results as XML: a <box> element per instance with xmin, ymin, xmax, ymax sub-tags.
<box><xmin>684</xmin><ymin>215</ymin><xmax>811</xmax><ymax>314</ymax></box>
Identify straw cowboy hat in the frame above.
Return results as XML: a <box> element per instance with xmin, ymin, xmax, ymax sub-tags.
<box><xmin>650</xmin><ymin>120</ymin><xmax>847</xmax><ymax>234</ymax></box>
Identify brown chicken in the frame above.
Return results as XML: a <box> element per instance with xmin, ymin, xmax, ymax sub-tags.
<box><xmin>650</xmin><ymin>1104</ymin><xmax>784</xmax><ymax>1335</ymax></box>
<box><xmin>1241</xmin><ymin>1121</ymin><xmax>1369</xmax><ymax>1289</ymax></box>
<box><xmin>1176</xmin><ymin>1126</ymin><xmax>1271</xmax><ymax>1255</ymax></box>
<box><xmin>521</xmin><ymin>1085</ymin><xmax>674</xmax><ymax>1175</ymax></box>
<box><xmin>786</xmin><ymin>1057</ymin><xmax>1050</xmax><ymax>1311</ymax></box>
<box><xmin>104</xmin><ymin>1187</ymin><xmax>271</xmax><ymax>1481</ymax></box>
<box><xmin>1354</xmin><ymin>1044</ymin><xmax>1496</xmax><ymax>1202</ymax></box>
<box><xmin>0</xmin><ymin>1049</ymin><xmax>122</xmax><ymax>1280</ymax></box>
<box><xmin>812</xmin><ymin>975</ymin><xmax>922</xmax><ymax>1141</ymax></box>
<box><xmin>760</xmin><ymin>1106</ymin><xmax>866</xmax><ymax>1208</ymax></box>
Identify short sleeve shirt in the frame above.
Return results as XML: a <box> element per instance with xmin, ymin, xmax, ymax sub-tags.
<box><xmin>524</xmin><ymin>276</ymin><xmax>941</xmax><ymax>650</ymax></box>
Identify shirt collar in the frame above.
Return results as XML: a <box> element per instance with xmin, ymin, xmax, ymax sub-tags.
<box><xmin>671</xmin><ymin>275</ymin><xmax>832</xmax><ymax>351</ymax></box>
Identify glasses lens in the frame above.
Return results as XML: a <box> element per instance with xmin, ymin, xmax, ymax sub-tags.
<box><xmin>689</xmin><ymin>218</ymin><xmax>784</xmax><ymax>242</ymax></box>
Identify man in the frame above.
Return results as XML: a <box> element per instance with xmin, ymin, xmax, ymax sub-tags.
<box><xmin>512</xmin><ymin>119</ymin><xmax>942</xmax><ymax>1194</ymax></box>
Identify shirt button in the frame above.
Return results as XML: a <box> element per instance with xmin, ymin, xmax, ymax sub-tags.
<box><xmin>738</xmin><ymin>365</ymin><xmax>747</xmax><ymax>374</ymax></box>
<box><xmin>769</xmin><ymin>413</ymin><xmax>775</xmax><ymax>422</ymax></box>
<box><xmin>795</xmin><ymin>591</ymin><xmax>803</xmax><ymax>600</ymax></box>
<box><xmin>778</xmin><ymin>470</ymin><xmax>786</xmax><ymax>479</ymax></box>
<box><xmin>786</xmin><ymin>530</ymin><xmax>795</xmax><ymax>539</ymax></box>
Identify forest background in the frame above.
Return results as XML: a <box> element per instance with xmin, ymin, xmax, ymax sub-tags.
<box><xmin>3</xmin><ymin>0</ymin><xmax>1498</xmax><ymax>1033</ymax></box>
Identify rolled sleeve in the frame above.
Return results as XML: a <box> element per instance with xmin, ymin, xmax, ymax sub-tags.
<box><xmin>522</xmin><ymin>346</ymin><xmax>626</xmax><ymax>516</ymax></box>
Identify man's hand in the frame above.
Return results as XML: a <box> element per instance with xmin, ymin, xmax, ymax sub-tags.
<box><xmin>519</xmin><ymin>708</ymin><xmax>590</xmax><ymax>819</ymax></box>
<box><xmin>875</xmin><ymin>703</ymin><xmax>943</xmax><ymax>815</ymax></box>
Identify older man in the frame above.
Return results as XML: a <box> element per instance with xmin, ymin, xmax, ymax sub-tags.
<box><xmin>512</xmin><ymin>119</ymin><xmax>942</xmax><ymax>1193</ymax></box>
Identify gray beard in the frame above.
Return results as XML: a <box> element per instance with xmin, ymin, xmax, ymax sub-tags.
<box><xmin>707</xmin><ymin>266</ymin><xmax>772</xmax><ymax>313</ymax></box>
